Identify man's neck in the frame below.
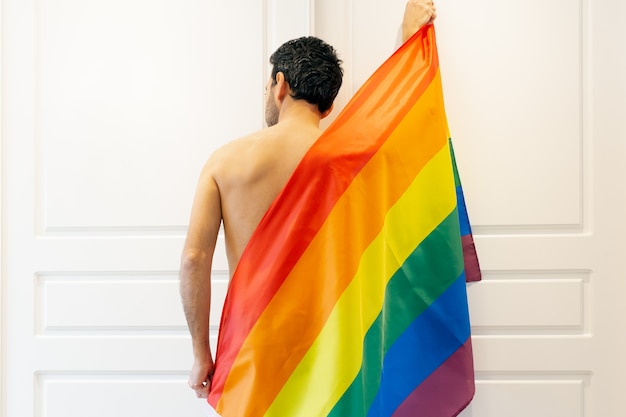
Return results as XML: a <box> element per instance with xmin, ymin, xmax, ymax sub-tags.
<box><xmin>277</xmin><ymin>98</ymin><xmax>323</xmax><ymax>128</ymax></box>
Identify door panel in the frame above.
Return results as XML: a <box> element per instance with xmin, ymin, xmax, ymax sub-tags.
<box><xmin>2</xmin><ymin>0</ymin><xmax>309</xmax><ymax>416</ymax></box>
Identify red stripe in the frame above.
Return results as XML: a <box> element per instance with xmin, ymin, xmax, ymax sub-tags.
<box><xmin>209</xmin><ymin>26</ymin><xmax>440</xmax><ymax>404</ymax></box>
<box><xmin>391</xmin><ymin>338</ymin><xmax>475</xmax><ymax>417</ymax></box>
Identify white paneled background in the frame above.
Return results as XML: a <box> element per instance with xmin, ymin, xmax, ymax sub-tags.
<box><xmin>37</xmin><ymin>0</ymin><xmax>264</xmax><ymax>232</ymax></box>
<box><xmin>2</xmin><ymin>0</ymin><xmax>626</xmax><ymax>417</ymax></box>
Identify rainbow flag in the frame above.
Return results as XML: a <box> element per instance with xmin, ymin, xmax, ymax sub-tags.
<box><xmin>208</xmin><ymin>24</ymin><xmax>479</xmax><ymax>417</ymax></box>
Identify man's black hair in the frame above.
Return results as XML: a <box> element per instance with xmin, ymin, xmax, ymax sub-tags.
<box><xmin>270</xmin><ymin>36</ymin><xmax>343</xmax><ymax>114</ymax></box>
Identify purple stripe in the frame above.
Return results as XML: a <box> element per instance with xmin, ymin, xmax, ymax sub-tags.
<box><xmin>392</xmin><ymin>338</ymin><xmax>475</xmax><ymax>417</ymax></box>
<box><xmin>462</xmin><ymin>234</ymin><xmax>481</xmax><ymax>282</ymax></box>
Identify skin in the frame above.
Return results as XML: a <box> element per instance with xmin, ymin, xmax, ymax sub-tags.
<box><xmin>180</xmin><ymin>0</ymin><xmax>436</xmax><ymax>400</ymax></box>
<box><xmin>403</xmin><ymin>0</ymin><xmax>437</xmax><ymax>42</ymax></box>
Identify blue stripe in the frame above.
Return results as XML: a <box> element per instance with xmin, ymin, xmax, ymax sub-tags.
<box><xmin>366</xmin><ymin>274</ymin><xmax>471</xmax><ymax>417</ymax></box>
<box><xmin>456</xmin><ymin>185</ymin><xmax>471</xmax><ymax>236</ymax></box>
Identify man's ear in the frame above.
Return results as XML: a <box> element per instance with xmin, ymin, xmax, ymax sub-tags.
<box><xmin>320</xmin><ymin>103</ymin><xmax>334</xmax><ymax>119</ymax></box>
<box><xmin>273</xmin><ymin>72</ymin><xmax>289</xmax><ymax>103</ymax></box>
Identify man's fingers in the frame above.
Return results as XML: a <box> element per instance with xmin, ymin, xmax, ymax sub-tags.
<box><xmin>195</xmin><ymin>387</ymin><xmax>209</xmax><ymax>399</ymax></box>
<box><xmin>426</xmin><ymin>5</ymin><xmax>437</xmax><ymax>24</ymax></box>
<box><xmin>189</xmin><ymin>380</ymin><xmax>210</xmax><ymax>398</ymax></box>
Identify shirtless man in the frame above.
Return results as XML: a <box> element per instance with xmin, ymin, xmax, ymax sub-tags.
<box><xmin>180</xmin><ymin>0</ymin><xmax>437</xmax><ymax>400</ymax></box>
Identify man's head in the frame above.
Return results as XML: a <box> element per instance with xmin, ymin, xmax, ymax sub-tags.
<box><xmin>266</xmin><ymin>36</ymin><xmax>343</xmax><ymax>125</ymax></box>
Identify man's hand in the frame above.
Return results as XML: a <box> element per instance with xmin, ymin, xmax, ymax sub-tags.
<box><xmin>189</xmin><ymin>355</ymin><xmax>214</xmax><ymax>399</ymax></box>
<box><xmin>402</xmin><ymin>0</ymin><xmax>437</xmax><ymax>42</ymax></box>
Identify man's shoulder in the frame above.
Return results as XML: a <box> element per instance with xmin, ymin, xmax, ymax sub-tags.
<box><xmin>203</xmin><ymin>128</ymin><xmax>279</xmax><ymax>181</ymax></box>
<box><xmin>216</xmin><ymin>127</ymin><xmax>278</xmax><ymax>156</ymax></box>
<box><xmin>206</xmin><ymin>129</ymin><xmax>258</xmax><ymax>164</ymax></box>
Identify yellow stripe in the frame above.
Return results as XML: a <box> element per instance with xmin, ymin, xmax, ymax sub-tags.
<box><xmin>265</xmin><ymin>133</ymin><xmax>456</xmax><ymax>414</ymax></box>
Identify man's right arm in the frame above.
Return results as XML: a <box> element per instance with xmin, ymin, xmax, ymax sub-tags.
<box><xmin>402</xmin><ymin>0</ymin><xmax>437</xmax><ymax>43</ymax></box>
<box><xmin>179</xmin><ymin>158</ymin><xmax>223</xmax><ymax>398</ymax></box>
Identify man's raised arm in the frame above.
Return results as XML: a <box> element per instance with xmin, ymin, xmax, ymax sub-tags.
<box><xmin>402</xmin><ymin>0</ymin><xmax>437</xmax><ymax>43</ymax></box>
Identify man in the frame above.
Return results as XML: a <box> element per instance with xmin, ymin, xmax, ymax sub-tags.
<box><xmin>180</xmin><ymin>0</ymin><xmax>437</xmax><ymax>401</ymax></box>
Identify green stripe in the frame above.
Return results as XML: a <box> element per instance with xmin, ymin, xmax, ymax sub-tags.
<box><xmin>327</xmin><ymin>209</ymin><xmax>464</xmax><ymax>416</ymax></box>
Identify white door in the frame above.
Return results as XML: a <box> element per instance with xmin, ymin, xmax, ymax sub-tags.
<box><xmin>2</xmin><ymin>1</ymin><xmax>625</xmax><ymax>417</ymax></box>
<box><xmin>316</xmin><ymin>0</ymin><xmax>626</xmax><ymax>416</ymax></box>
<box><xmin>0</xmin><ymin>0</ymin><xmax>311</xmax><ymax>416</ymax></box>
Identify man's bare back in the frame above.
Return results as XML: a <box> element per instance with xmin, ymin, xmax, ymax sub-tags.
<box><xmin>178</xmin><ymin>67</ymin><xmax>334</xmax><ymax>399</ymax></box>
<box><xmin>211</xmin><ymin>119</ymin><xmax>323</xmax><ymax>274</ymax></box>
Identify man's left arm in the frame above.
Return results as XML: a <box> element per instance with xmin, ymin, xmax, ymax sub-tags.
<box><xmin>179</xmin><ymin>160</ymin><xmax>223</xmax><ymax>398</ymax></box>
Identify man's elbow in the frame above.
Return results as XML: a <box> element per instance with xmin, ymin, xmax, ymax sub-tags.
<box><xmin>180</xmin><ymin>249</ymin><xmax>211</xmax><ymax>276</ymax></box>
